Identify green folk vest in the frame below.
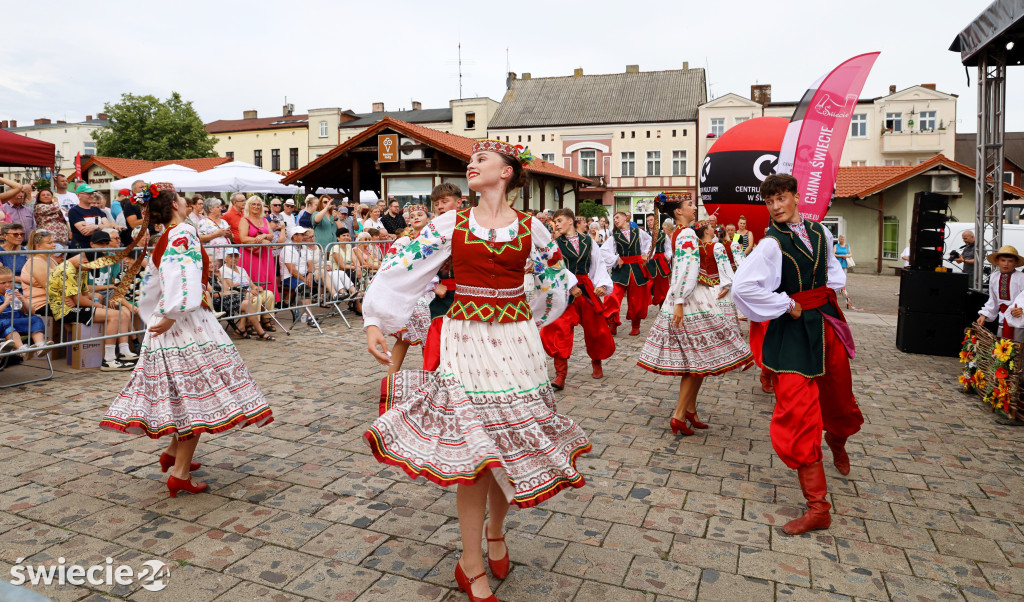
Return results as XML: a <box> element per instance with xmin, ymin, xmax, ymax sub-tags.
<box><xmin>557</xmin><ymin>234</ymin><xmax>599</xmax><ymax>306</ymax></box>
<box><xmin>610</xmin><ymin>226</ymin><xmax>650</xmax><ymax>286</ymax></box>
<box><xmin>761</xmin><ymin>220</ymin><xmax>839</xmax><ymax>378</ymax></box>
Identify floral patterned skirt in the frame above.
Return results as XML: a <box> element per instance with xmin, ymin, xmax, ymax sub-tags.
<box><xmin>365</xmin><ymin>318</ymin><xmax>591</xmax><ymax>508</ymax></box>
<box><xmin>638</xmin><ymin>285</ymin><xmax>753</xmax><ymax>376</ymax></box>
<box><xmin>394</xmin><ymin>294</ymin><xmax>433</xmax><ymax>346</ymax></box>
<box><xmin>716</xmin><ymin>287</ymin><xmax>741</xmax><ymax>330</ymax></box>
<box><xmin>100</xmin><ymin>309</ymin><xmax>272</xmax><ymax>440</ymax></box>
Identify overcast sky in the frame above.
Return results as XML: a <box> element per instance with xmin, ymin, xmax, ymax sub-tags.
<box><xmin>2</xmin><ymin>1</ymin><xmax>1017</xmax><ymax>133</ymax></box>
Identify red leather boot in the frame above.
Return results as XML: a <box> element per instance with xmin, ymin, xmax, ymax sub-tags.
<box><xmin>759</xmin><ymin>370</ymin><xmax>774</xmax><ymax>393</ymax></box>
<box><xmin>824</xmin><ymin>432</ymin><xmax>851</xmax><ymax>475</ymax></box>
<box><xmin>782</xmin><ymin>461</ymin><xmax>831</xmax><ymax>535</ymax></box>
<box><xmin>591</xmin><ymin>360</ymin><xmax>604</xmax><ymax>379</ymax></box>
<box><xmin>607</xmin><ymin>315</ymin><xmax>618</xmax><ymax>336</ymax></box>
<box><xmin>629</xmin><ymin>318</ymin><xmax>642</xmax><ymax>336</ymax></box>
<box><xmin>551</xmin><ymin>358</ymin><xmax>568</xmax><ymax>390</ymax></box>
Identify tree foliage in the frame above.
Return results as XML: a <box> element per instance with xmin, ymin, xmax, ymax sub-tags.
<box><xmin>92</xmin><ymin>92</ymin><xmax>218</xmax><ymax>160</ymax></box>
<box><xmin>577</xmin><ymin>199</ymin><xmax>609</xmax><ymax>219</ymax></box>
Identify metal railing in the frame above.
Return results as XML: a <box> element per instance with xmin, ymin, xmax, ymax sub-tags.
<box><xmin>0</xmin><ymin>237</ymin><xmax>397</xmax><ymax>385</ymax></box>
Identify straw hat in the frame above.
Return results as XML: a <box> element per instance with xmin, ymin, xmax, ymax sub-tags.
<box><xmin>986</xmin><ymin>245</ymin><xmax>1024</xmax><ymax>265</ymax></box>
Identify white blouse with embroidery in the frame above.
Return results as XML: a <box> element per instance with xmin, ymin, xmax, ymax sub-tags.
<box><xmin>363</xmin><ymin>209</ymin><xmax>576</xmax><ymax>335</ymax></box>
<box><xmin>137</xmin><ymin>222</ymin><xmax>205</xmax><ymax>324</ymax></box>
<box><xmin>662</xmin><ymin>227</ymin><xmax>701</xmax><ymax>310</ymax></box>
<box><xmin>714</xmin><ymin>242</ymin><xmax>735</xmax><ymax>290</ymax></box>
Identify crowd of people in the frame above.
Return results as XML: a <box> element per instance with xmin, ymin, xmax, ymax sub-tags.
<box><xmin>0</xmin><ymin>174</ymin><xmax>448</xmax><ymax>370</ymax></box>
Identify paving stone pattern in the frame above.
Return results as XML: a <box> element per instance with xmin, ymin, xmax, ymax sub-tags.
<box><xmin>0</xmin><ymin>273</ymin><xmax>1021</xmax><ymax>601</ymax></box>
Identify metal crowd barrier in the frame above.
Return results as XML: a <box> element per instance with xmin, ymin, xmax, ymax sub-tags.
<box><xmin>0</xmin><ymin>237</ymin><xmax>396</xmax><ymax>386</ymax></box>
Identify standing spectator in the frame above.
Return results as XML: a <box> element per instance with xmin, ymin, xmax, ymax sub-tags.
<box><xmin>121</xmin><ymin>180</ymin><xmax>157</xmax><ymax>237</ymax></box>
<box><xmin>901</xmin><ymin>244</ymin><xmax>911</xmax><ymax>267</ymax></box>
<box><xmin>296</xmin><ymin>194</ymin><xmax>316</xmax><ymax>225</ymax></box>
<box><xmin>280</xmin><ymin>199</ymin><xmax>298</xmax><ymax>238</ymax></box>
<box><xmin>53</xmin><ymin>174</ymin><xmax>79</xmax><ymax>213</ymax></box>
<box><xmin>833</xmin><ymin>234</ymin><xmax>859</xmax><ymax>310</ymax></box>
<box><xmin>1</xmin><ymin>183</ymin><xmax>35</xmax><ymax>232</ymax></box>
<box><xmin>67</xmin><ymin>184</ymin><xmax>114</xmax><ymax>250</ymax></box>
<box><xmin>336</xmin><ymin>205</ymin><xmax>354</xmax><ymax>236</ymax></box>
<box><xmin>32</xmin><ymin>189</ymin><xmax>70</xmax><ymax>247</ymax></box>
<box><xmin>0</xmin><ymin>223</ymin><xmax>28</xmax><ymax>276</ymax></box>
<box><xmin>307</xmin><ymin>196</ymin><xmax>336</xmax><ymax>249</ymax></box>
<box><xmin>380</xmin><ymin>199</ymin><xmax>407</xmax><ymax>234</ymax></box>
<box><xmin>93</xmin><ymin>192</ymin><xmax>116</xmax><ymax>226</ymax></box>
<box><xmin>222</xmin><ymin>192</ymin><xmax>247</xmax><ymax>244</ymax></box>
<box><xmin>20</xmin><ymin>229</ymin><xmax>59</xmax><ymax>317</ymax></box>
<box><xmin>111</xmin><ymin>188</ymin><xmax>130</xmax><ymax>222</ymax></box>
<box><xmin>736</xmin><ymin>215</ymin><xmax>754</xmax><ymax>255</ymax></box>
<box><xmin>598</xmin><ymin>215</ymin><xmax>612</xmax><ymax>240</ymax></box>
<box><xmin>197</xmin><ymin>198</ymin><xmax>232</xmax><ymax>267</ymax></box>
<box><xmin>362</xmin><ymin>205</ymin><xmax>385</xmax><ymax>231</ymax></box>
<box><xmin>954</xmin><ymin>230</ymin><xmax>976</xmax><ymax>280</ymax></box>
<box><xmin>184</xmin><ymin>195</ymin><xmax>205</xmax><ymax>228</ymax></box>
<box><xmin>238</xmin><ymin>196</ymin><xmax>278</xmax><ymax>303</ymax></box>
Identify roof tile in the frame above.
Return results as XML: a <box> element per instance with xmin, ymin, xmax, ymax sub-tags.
<box><xmin>84</xmin><ymin>156</ymin><xmax>231</xmax><ymax>179</ymax></box>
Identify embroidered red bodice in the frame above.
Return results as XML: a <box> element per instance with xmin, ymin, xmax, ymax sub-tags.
<box><xmin>697</xmin><ymin>241</ymin><xmax>720</xmax><ymax>287</ymax></box>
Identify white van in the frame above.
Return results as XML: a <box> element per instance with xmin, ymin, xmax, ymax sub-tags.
<box><xmin>942</xmin><ymin>222</ymin><xmax>1024</xmax><ymax>274</ymax></box>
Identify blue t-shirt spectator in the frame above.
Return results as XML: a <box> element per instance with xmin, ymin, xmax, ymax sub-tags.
<box><xmin>0</xmin><ymin>246</ymin><xmax>27</xmax><ymax>280</ymax></box>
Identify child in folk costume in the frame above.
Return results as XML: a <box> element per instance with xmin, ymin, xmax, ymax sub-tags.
<box><xmin>422</xmin><ymin>183</ymin><xmax>463</xmax><ymax>371</ymax></box>
<box><xmin>638</xmin><ymin>193</ymin><xmax>753</xmax><ymax>436</ymax></box>
<box><xmin>383</xmin><ymin>204</ymin><xmax>434</xmax><ymax>374</ymax></box>
<box><xmin>100</xmin><ymin>184</ymin><xmax>272</xmax><ymax>498</ymax></box>
<box><xmin>647</xmin><ymin>215</ymin><xmax>672</xmax><ymax>307</ymax></box>
<box><xmin>540</xmin><ymin>207</ymin><xmax>615</xmax><ymax>389</ymax></box>
<box><xmin>363</xmin><ymin>139</ymin><xmax>587</xmax><ymax>602</ymax></box>
<box><xmin>602</xmin><ymin>211</ymin><xmax>652</xmax><ymax>335</ymax></box>
<box><xmin>976</xmin><ymin>245</ymin><xmax>1024</xmax><ymax>341</ymax></box>
<box><xmin>733</xmin><ymin>174</ymin><xmax>862</xmax><ymax>536</ymax></box>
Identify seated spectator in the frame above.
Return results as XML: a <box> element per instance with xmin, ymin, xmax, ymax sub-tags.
<box><xmin>354</xmin><ymin>232</ymin><xmax>381</xmax><ymax>290</ymax></box>
<box><xmin>88</xmin><ymin>230</ymin><xmax>126</xmax><ymax>305</ymax></box>
<box><xmin>68</xmin><ymin>184</ymin><xmax>114</xmax><ymax>251</ymax></box>
<box><xmin>20</xmin><ymin>229</ymin><xmax>59</xmax><ymax>317</ymax></box>
<box><xmin>47</xmin><ymin>238</ymin><xmax>139</xmax><ymax>371</ymax></box>
<box><xmin>0</xmin><ymin>222</ymin><xmax>28</xmax><ymax>277</ymax></box>
<box><xmin>328</xmin><ymin>227</ymin><xmax>359</xmax><ymax>303</ymax></box>
<box><xmin>280</xmin><ymin>226</ymin><xmax>313</xmax><ymax>309</ymax></box>
<box><xmin>219</xmin><ymin>248</ymin><xmax>275</xmax><ymax>341</ymax></box>
<box><xmin>0</xmin><ymin>266</ymin><xmax>51</xmax><ymax>361</ymax></box>
<box><xmin>121</xmin><ymin>180</ymin><xmax>158</xmax><ymax>238</ymax></box>
<box><xmin>111</xmin><ymin>188</ymin><xmax>129</xmax><ymax>223</ymax></box>
<box><xmin>33</xmin><ymin>189</ymin><xmax>71</xmax><ymax>247</ymax></box>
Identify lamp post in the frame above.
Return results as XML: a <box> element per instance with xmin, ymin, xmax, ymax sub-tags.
<box><xmin>52</xmin><ymin>152</ymin><xmax>63</xmax><ymax>187</ymax></box>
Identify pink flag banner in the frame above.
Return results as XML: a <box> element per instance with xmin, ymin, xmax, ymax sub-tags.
<box><xmin>777</xmin><ymin>52</ymin><xmax>880</xmax><ymax>222</ymax></box>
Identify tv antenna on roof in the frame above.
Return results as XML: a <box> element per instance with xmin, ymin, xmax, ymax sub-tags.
<box><xmin>459</xmin><ymin>42</ymin><xmax>463</xmax><ymax>99</ymax></box>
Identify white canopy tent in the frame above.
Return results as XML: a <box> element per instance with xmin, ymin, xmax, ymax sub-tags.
<box><xmin>176</xmin><ymin>161</ymin><xmax>298</xmax><ymax>194</ymax></box>
<box><xmin>106</xmin><ymin>164</ymin><xmax>204</xmax><ymax>192</ymax></box>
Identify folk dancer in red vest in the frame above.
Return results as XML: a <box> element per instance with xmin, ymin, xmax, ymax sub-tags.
<box><xmin>100</xmin><ymin>183</ymin><xmax>272</xmax><ymax>499</ymax></box>
<box><xmin>602</xmin><ymin>211</ymin><xmax>652</xmax><ymax>335</ymax></box>
<box><xmin>733</xmin><ymin>174</ymin><xmax>863</xmax><ymax>535</ymax></box>
<box><xmin>422</xmin><ymin>183</ymin><xmax>464</xmax><ymax>371</ymax></box>
<box><xmin>540</xmin><ymin>207</ymin><xmax>615</xmax><ymax>389</ymax></box>
<box><xmin>638</xmin><ymin>193</ymin><xmax>752</xmax><ymax>435</ymax></box>
<box><xmin>976</xmin><ymin>245</ymin><xmax>1024</xmax><ymax>340</ymax></box>
<box><xmin>363</xmin><ymin>139</ymin><xmax>588</xmax><ymax>602</ymax></box>
<box><xmin>647</xmin><ymin>218</ymin><xmax>672</xmax><ymax>307</ymax></box>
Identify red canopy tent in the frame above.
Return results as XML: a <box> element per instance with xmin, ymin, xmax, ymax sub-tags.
<box><xmin>0</xmin><ymin>129</ymin><xmax>55</xmax><ymax>168</ymax></box>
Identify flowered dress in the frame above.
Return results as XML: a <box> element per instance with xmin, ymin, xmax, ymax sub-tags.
<box><xmin>384</xmin><ymin>235</ymin><xmax>434</xmax><ymax>346</ymax></box>
<box><xmin>638</xmin><ymin>227</ymin><xmax>752</xmax><ymax>375</ymax></box>
<box><xmin>100</xmin><ymin>222</ymin><xmax>272</xmax><ymax>440</ymax></box>
<box><xmin>714</xmin><ymin>241</ymin><xmax>740</xmax><ymax>328</ymax></box>
<box><xmin>363</xmin><ymin>208</ymin><xmax>589</xmax><ymax>508</ymax></box>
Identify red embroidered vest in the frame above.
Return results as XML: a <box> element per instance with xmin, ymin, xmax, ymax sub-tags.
<box><xmin>697</xmin><ymin>241</ymin><xmax>720</xmax><ymax>287</ymax></box>
<box><xmin>446</xmin><ymin>208</ymin><xmax>533</xmax><ymax>323</ymax></box>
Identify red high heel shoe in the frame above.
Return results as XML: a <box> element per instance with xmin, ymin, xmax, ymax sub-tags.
<box><xmin>670</xmin><ymin>417</ymin><xmax>694</xmax><ymax>436</ymax></box>
<box><xmin>159</xmin><ymin>452</ymin><xmax>201</xmax><ymax>473</ymax></box>
<box><xmin>166</xmin><ymin>475</ymin><xmax>208</xmax><ymax>498</ymax></box>
<box><xmin>486</xmin><ymin>523</ymin><xmax>509</xmax><ymax>579</ymax></box>
<box><xmin>685</xmin><ymin>411</ymin><xmax>709</xmax><ymax>429</ymax></box>
<box><xmin>454</xmin><ymin>560</ymin><xmax>498</xmax><ymax>602</ymax></box>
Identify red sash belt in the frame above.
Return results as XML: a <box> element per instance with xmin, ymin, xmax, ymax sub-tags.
<box><xmin>619</xmin><ymin>255</ymin><xmax>651</xmax><ymax>280</ymax></box>
<box><xmin>788</xmin><ymin>286</ymin><xmax>856</xmax><ymax>359</ymax></box>
<box><xmin>999</xmin><ymin>303</ymin><xmax>1016</xmax><ymax>339</ymax></box>
<box><xmin>652</xmin><ymin>253</ymin><xmax>670</xmax><ymax>274</ymax></box>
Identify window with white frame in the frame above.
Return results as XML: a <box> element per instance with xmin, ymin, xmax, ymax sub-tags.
<box><xmin>734</xmin><ymin>116</ymin><xmax>749</xmax><ymax>126</ymax></box>
<box><xmin>1005</xmin><ymin>171</ymin><xmax>1015</xmax><ymax>185</ymax></box>
<box><xmin>621</xmin><ymin>151</ymin><xmax>635</xmax><ymax>177</ymax></box>
<box><xmin>850</xmin><ymin>114</ymin><xmax>867</xmax><ymax>138</ymax></box>
<box><xmin>647</xmin><ymin>150</ymin><xmax>661</xmax><ymax>176</ymax></box>
<box><xmin>919</xmin><ymin>111</ymin><xmax>936</xmax><ymax>131</ymax></box>
<box><xmin>710</xmin><ymin>118</ymin><xmax>725</xmax><ymax>137</ymax></box>
<box><xmin>884</xmin><ymin>112</ymin><xmax>902</xmax><ymax>133</ymax></box>
<box><xmin>884</xmin><ymin>159</ymin><xmax>902</xmax><ymax>166</ymax></box>
<box><xmin>541</xmin><ymin>153</ymin><xmax>555</xmax><ymax>163</ymax></box>
<box><xmin>83</xmin><ymin>141</ymin><xmax>95</xmax><ymax>154</ymax></box>
<box><xmin>850</xmin><ymin>160</ymin><xmax>867</xmax><ymax>167</ymax></box>
<box><xmin>882</xmin><ymin>216</ymin><xmax>899</xmax><ymax>260</ymax></box>
<box><xmin>672</xmin><ymin>150</ymin><xmax>687</xmax><ymax>176</ymax></box>
<box><xmin>580</xmin><ymin>150</ymin><xmax>597</xmax><ymax>177</ymax></box>
<box><xmin>318</xmin><ymin>120</ymin><xmax>328</xmax><ymax>137</ymax></box>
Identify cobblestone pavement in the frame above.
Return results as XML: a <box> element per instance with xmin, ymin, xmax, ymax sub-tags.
<box><xmin>3</xmin><ymin>274</ymin><xmax>1024</xmax><ymax>601</ymax></box>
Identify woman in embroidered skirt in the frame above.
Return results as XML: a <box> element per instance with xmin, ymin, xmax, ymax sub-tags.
<box><xmin>384</xmin><ymin>204</ymin><xmax>434</xmax><ymax>374</ymax></box>
<box><xmin>638</xmin><ymin>193</ymin><xmax>752</xmax><ymax>436</ymax></box>
<box><xmin>714</xmin><ymin>228</ymin><xmax>741</xmax><ymax>330</ymax></box>
<box><xmin>100</xmin><ymin>185</ymin><xmax>272</xmax><ymax>498</ymax></box>
<box><xmin>364</xmin><ymin>140</ymin><xmax>587</xmax><ymax>602</ymax></box>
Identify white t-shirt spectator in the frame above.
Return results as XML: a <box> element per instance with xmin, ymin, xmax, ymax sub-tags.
<box><xmin>901</xmin><ymin>246</ymin><xmax>911</xmax><ymax>267</ymax></box>
<box><xmin>219</xmin><ymin>264</ymin><xmax>252</xmax><ymax>288</ymax></box>
<box><xmin>363</xmin><ymin>217</ymin><xmax>385</xmax><ymax>231</ymax></box>
<box><xmin>280</xmin><ymin>244</ymin><xmax>309</xmax><ymax>279</ymax></box>
<box><xmin>55</xmin><ymin>192</ymin><xmax>78</xmax><ymax>213</ymax></box>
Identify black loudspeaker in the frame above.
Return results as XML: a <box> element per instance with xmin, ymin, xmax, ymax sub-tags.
<box><xmin>909</xmin><ymin>192</ymin><xmax>950</xmax><ymax>270</ymax></box>
<box><xmin>899</xmin><ymin>270</ymin><xmax>970</xmax><ymax>314</ymax></box>
<box><xmin>896</xmin><ymin>308</ymin><xmax>970</xmax><ymax>356</ymax></box>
